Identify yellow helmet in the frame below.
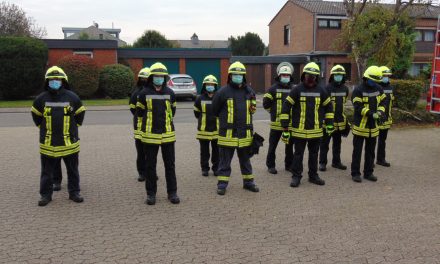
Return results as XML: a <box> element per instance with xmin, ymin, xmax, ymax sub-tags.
<box><xmin>45</xmin><ymin>66</ymin><xmax>68</xmax><ymax>82</ymax></box>
<box><xmin>228</xmin><ymin>61</ymin><xmax>246</xmax><ymax>75</ymax></box>
<box><xmin>303</xmin><ymin>62</ymin><xmax>320</xmax><ymax>75</ymax></box>
<box><xmin>138</xmin><ymin>67</ymin><xmax>150</xmax><ymax>79</ymax></box>
<box><xmin>149</xmin><ymin>62</ymin><xmax>168</xmax><ymax>76</ymax></box>
<box><xmin>203</xmin><ymin>74</ymin><xmax>218</xmax><ymax>85</ymax></box>
<box><xmin>330</xmin><ymin>65</ymin><xmax>346</xmax><ymax>75</ymax></box>
<box><xmin>379</xmin><ymin>66</ymin><xmax>392</xmax><ymax>76</ymax></box>
<box><xmin>363</xmin><ymin>66</ymin><xmax>383</xmax><ymax>82</ymax></box>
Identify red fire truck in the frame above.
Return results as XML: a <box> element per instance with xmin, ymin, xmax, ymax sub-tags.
<box><xmin>427</xmin><ymin>16</ymin><xmax>440</xmax><ymax>115</ymax></box>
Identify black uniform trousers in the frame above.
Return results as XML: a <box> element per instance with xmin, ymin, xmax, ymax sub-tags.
<box><xmin>319</xmin><ymin>130</ymin><xmax>342</xmax><ymax>166</ymax></box>
<box><xmin>291</xmin><ymin>138</ymin><xmax>320</xmax><ymax>179</ymax></box>
<box><xmin>351</xmin><ymin>135</ymin><xmax>377</xmax><ymax>177</ymax></box>
<box><xmin>135</xmin><ymin>139</ymin><xmax>147</xmax><ymax>177</ymax></box>
<box><xmin>377</xmin><ymin>129</ymin><xmax>388</xmax><ymax>162</ymax></box>
<box><xmin>199</xmin><ymin>139</ymin><xmax>219</xmax><ymax>172</ymax></box>
<box><xmin>53</xmin><ymin>159</ymin><xmax>63</xmax><ymax>185</ymax></box>
<box><xmin>40</xmin><ymin>153</ymin><xmax>80</xmax><ymax>198</ymax></box>
<box><xmin>266</xmin><ymin>129</ymin><xmax>294</xmax><ymax>170</ymax></box>
<box><xmin>217</xmin><ymin>146</ymin><xmax>253</xmax><ymax>188</ymax></box>
<box><xmin>144</xmin><ymin>143</ymin><xmax>177</xmax><ymax>196</ymax></box>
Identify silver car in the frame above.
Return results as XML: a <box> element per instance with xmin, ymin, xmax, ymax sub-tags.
<box><xmin>167</xmin><ymin>74</ymin><xmax>197</xmax><ymax>101</ymax></box>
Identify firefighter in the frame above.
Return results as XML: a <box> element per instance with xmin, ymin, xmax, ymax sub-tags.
<box><xmin>194</xmin><ymin>74</ymin><xmax>220</xmax><ymax>176</ymax></box>
<box><xmin>280</xmin><ymin>62</ymin><xmax>334</xmax><ymax>188</ymax></box>
<box><xmin>136</xmin><ymin>62</ymin><xmax>180</xmax><ymax>205</ymax></box>
<box><xmin>31</xmin><ymin>66</ymin><xmax>86</xmax><ymax>206</ymax></box>
<box><xmin>376</xmin><ymin>66</ymin><xmax>394</xmax><ymax>167</ymax></box>
<box><xmin>263</xmin><ymin>62</ymin><xmax>295</xmax><ymax>174</ymax></box>
<box><xmin>319</xmin><ymin>65</ymin><xmax>350</xmax><ymax>171</ymax></box>
<box><xmin>129</xmin><ymin>67</ymin><xmax>150</xmax><ymax>182</ymax></box>
<box><xmin>351</xmin><ymin>66</ymin><xmax>386</xmax><ymax>183</ymax></box>
<box><xmin>212</xmin><ymin>61</ymin><xmax>259</xmax><ymax>195</ymax></box>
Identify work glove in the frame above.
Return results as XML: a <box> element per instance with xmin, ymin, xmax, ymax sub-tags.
<box><xmin>281</xmin><ymin>130</ymin><xmax>290</xmax><ymax>144</ymax></box>
<box><xmin>325</xmin><ymin>124</ymin><xmax>335</xmax><ymax>135</ymax></box>
<box><xmin>372</xmin><ymin>112</ymin><xmax>380</xmax><ymax>120</ymax></box>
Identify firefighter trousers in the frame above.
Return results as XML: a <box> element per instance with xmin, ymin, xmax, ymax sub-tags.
<box><xmin>40</xmin><ymin>153</ymin><xmax>80</xmax><ymax>198</ymax></box>
<box><xmin>266</xmin><ymin>129</ymin><xmax>294</xmax><ymax>170</ymax></box>
<box><xmin>199</xmin><ymin>139</ymin><xmax>219</xmax><ymax>172</ymax></box>
<box><xmin>217</xmin><ymin>146</ymin><xmax>254</xmax><ymax>189</ymax></box>
<box><xmin>351</xmin><ymin>135</ymin><xmax>377</xmax><ymax>177</ymax></box>
<box><xmin>144</xmin><ymin>143</ymin><xmax>177</xmax><ymax>196</ymax></box>
<box><xmin>291</xmin><ymin>138</ymin><xmax>320</xmax><ymax>179</ymax></box>
<box><xmin>377</xmin><ymin>129</ymin><xmax>389</xmax><ymax>162</ymax></box>
<box><xmin>135</xmin><ymin>139</ymin><xmax>147</xmax><ymax>177</ymax></box>
<box><xmin>53</xmin><ymin>158</ymin><xmax>63</xmax><ymax>185</ymax></box>
<box><xmin>319</xmin><ymin>130</ymin><xmax>342</xmax><ymax>166</ymax></box>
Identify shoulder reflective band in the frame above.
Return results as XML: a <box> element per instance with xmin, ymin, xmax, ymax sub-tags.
<box><xmin>201</xmin><ymin>100</ymin><xmax>212</xmax><ymax>104</ymax></box>
<box><xmin>264</xmin><ymin>93</ymin><xmax>273</xmax><ymax>100</ymax></box>
<box><xmin>300</xmin><ymin>92</ymin><xmax>320</xmax><ymax>97</ymax></box>
<box><xmin>45</xmin><ymin>102</ymin><xmax>70</xmax><ymax>107</ymax></box>
<box><xmin>362</xmin><ymin>92</ymin><xmax>379</xmax><ymax>97</ymax></box>
<box><xmin>145</xmin><ymin>95</ymin><xmax>171</xmax><ymax>100</ymax></box>
<box><xmin>383</xmin><ymin>90</ymin><xmax>393</xmax><ymax>94</ymax></box>
<box><xmin>276</xmin><ymin>89</ymin><xmax>291</xmax><ymax>93</ymax></box>
<box><xmin>331</xmin><ymin>92</ymin><xmax>347</xmax><ymax>97</ymax></box>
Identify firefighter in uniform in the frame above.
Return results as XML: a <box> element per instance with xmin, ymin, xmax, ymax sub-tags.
<box><xmin>31</xmin><ymin>66</ymin><xmax>86</xmax><ymax>206</ymax></box>
<box><xmin>136</xmin><ymin>62</ymin><xmax>180</xmax><ymax>205</ymax></box>
<box><xmin>212</xmin><ymin>61</ymin><xmax>259</xmax><ymax>195</ymax></box>
<box><xmin>376</xmin><ymin>66</ymin><xmax>394</xmax><ymax>167</ymax></box>
<box><xmin>263</xmin><ymin>62</ymin><xmax>294</xmax><ymax>174</ymax></box>
<box><xmin>280</xmin><ymin>62</ymin><xmax>334</xmax><ymax>188</ymax></box>
<box><xmin>129</xmin><ymin>67</ymin><xmax>150</xmax><ymax>182</ymax></box>
<box><xmin>319</xmin><ymin>65</ymin><xmax>350</xmax><ymax>171</ymax></box>
<box><xmin>351</xmin><ymin>66</ymin><xmax>386</xmax><ymax>183</ymax></box>
<box><xmin>194</xmin><ymin>74</ymin><xmax>220</xmax><ymax>176</ymax></box>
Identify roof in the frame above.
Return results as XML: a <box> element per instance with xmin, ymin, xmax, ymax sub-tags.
<box><xmin>66</xmin><ymin>26</ymin><xmax>126</xmax><ymax>47</ymax></box>
<box><xmin>231</xmin><ymin>51</ymin><xmax>349</xmax><ymax>64</ymax></box>
<box><xmin>62</xmin><ymin>27</ymin><xmax>121</xmax><ymax>34</ymax></box>
<box><xmin>173</xmin><ymin>40</ymin><xmax>230</xmax><ymax>49</ymax></box>
<box><xmin>42</xmin><ymin>39</ymin><xmax>118</xmax><ymax>49</ymax></box>
<box><xmin>117</xmin><ymin>48</ymin><xmax>231</xmax><ymax>59</ymax></box>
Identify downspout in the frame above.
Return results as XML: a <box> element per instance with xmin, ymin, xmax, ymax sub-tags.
<box><xmin>313</xmin><ymin>13</ymin><xmax>316</xmax><ymax>53</ymax></box>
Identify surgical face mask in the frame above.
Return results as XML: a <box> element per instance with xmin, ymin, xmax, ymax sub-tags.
<box><xmin>153</xmin><ymin>76</ymin><xmax>164</xmax><ymax>86</ymax></box>
<box><xmin>48</xmin><ymin>80</ymin><xmax>62</xmax><ymax>90</ymax></box>
<box><xmin>206</xmin><ymin>85</ymin><xmax>215</xmax><ymax>93</ymax></box>
<box><xmin>382</xmin><ymin>77</ymin><xmax>389</xmax><ymax>83</ymax></box>
<box><xmin>280</xmin><ymin>76</ymin><xmax>290</xmax><ymax>84</ymax></box>
<box><xmin>231</xmin><ymin>74</ymin><xmax>243</xmax><ymax>85</ymax></box>
<box><xmin>334</xmin><ymin>75</ymin><xmax>343</xmax><ymax>82</ymax></box>
<box><xmin>367</xmin><ymin>79</ymin><xmax>377</xmax><ymax>87</ymax></box>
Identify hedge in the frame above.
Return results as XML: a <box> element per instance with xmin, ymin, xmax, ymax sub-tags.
<box><xmin>390</xmin><ymin>79</ymin><xmax>424</xmax><ymax>111</ymax></box>
<box><xmin>99</xmin><ymin>64</ymin><xmax>135</xmax><ymax>98</ymax></box>
<box><xmin>0</xmin><ymin>37</ymin><xmax>48</xmax><ymax>100</ymax></box>
<box><xmin>58</xmin><ymin>55</ymin><xmax>99</xmax><ymax>98</ymax></box>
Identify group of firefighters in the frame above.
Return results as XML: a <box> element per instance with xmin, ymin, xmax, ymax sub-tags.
<box><xmin>31</xmin><ymin>60</ymin><xmax>394</xmax><ymax>207</ymax></box>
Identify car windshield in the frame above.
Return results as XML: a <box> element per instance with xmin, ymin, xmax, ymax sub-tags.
<box><xmin>172</xmin><ymin>77</ymin><xmax>193</xmax><ymax>84</ymax></box>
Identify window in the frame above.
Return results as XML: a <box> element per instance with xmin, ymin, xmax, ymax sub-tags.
<box><xmin>99</xmin><ymin>34</ymin><xmax>104</xmax><ymax>40</ymax></box>
<box><xmin>318</xmin><ymin>19</ymin><xmax>341</xmax><ymax>29</ymax></box>
<box><xmin>424</xmin><ymin>30</ymin><xmax>435</xmax><ymax>42</ymax></box>
<box><xmin>409</xmin><ymin>63</ymin><xmax>429</xmax><ymax>77</ymax></box>
<box><xmin>318</xmin><ymin>19</ymin><xmax>328</xmax><ymax>28</ymax></box>
<box><xmin>284</xmin><ymin>25</ymin><xmax>290</xmax><ymax>45</ymax></box>
<box><xmin>73</xmin><ymin>51</ymin><xmax>93</xmax><ymax>58</ymax></box>
<box><xmin>415</xmin><ymin>29</ymin><xmax>436</xmax><ymax>42</ymax></box>
<box><xmin>329</xmin><ymin>20</ymin><xmax>341</xmax><ymax>28</ymax></box>
<box><xmin>415</xmin><ymin>30</ymin><xmax>422</xmax><ymax>41</ymax></box>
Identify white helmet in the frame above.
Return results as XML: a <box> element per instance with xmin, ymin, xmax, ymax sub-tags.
<box><xmin>277</xmin><ymin>62</ymin><xmax>294</xmax><ymax>76</ymax></box>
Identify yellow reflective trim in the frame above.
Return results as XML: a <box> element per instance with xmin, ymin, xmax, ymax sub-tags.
<box><xmin>136</xmin><ymin>102</ymin><xmax>145</xmax><ymax>110</ymax></box>
<box><xmin>74</xmin><ymin>106</ymin><xmax>86</xmax><ymax>115</ymax></box>
<box><xmin>361</xmin><ymin>108</ymin><xmax>369</xmax><ymax>116</ymax></box>
<box><xmin>43</xmin><ymin>107</ymin><xmax>52</xmax><ymax>146</ymax></box>
<box><xmin>314</xmin><ymin>97</ymin><xmax>320</xmax><ymax>130</ymax></box>
<box><xmin>276</xmin><ymin>99</ymin><xmax>282</xmax><ymax>122</ymax></box>
<box><xmin>279</xmin><ymin>113</ymin><xmax>289</xmax><ymax>120</ymax></box>
<box><xmin>227</xmin><ymin>99</ymin><xmax>234</xmax><ymax>123</ymax></box>
<box><xmin>217</xmin><ymin>176</ymin><xmax>230</xmax><ymax>182</ymax></box>
<box><xmin>129</xmin><ymin>104</ymin><xmax>136</xmax><ymax>109</ymax></box>
<box><xmin>242</xmin><ymin>174</ymin><xmax>254</xmax><ymax>180</ymax></box>
<box><xmin>40</xmin><ymin>142</ymin><xmax>80</xmax><ymax>157</ymax></box>
<box><xmin>299</xmin><ymin>98</ymin><xmax>306</xmax><ymax>130</ymax></box>
<box><xmin>323</xmin><ymin>97</ymin><xmax>331</xmax><ymax>106</ymax></box>
<box><xmin>286</xmin><ymin>96</ymin><xmax>294</xmax><ymax>105</ymax></box>
<box><xmin>352</xmin><ymin>97</ymin><xmax>362</xmax><ymax>104</ymax></box>
<box><xmin>194</xmin><ymin>106</ymin><xmax>201</xmax><ymax>112</ymax></box>
<box><xmin>246</xmin><ymin>100</ymin><xmax>251</xmax><ymax>125</ymax></box>
<box><xmin>263</xmin><ymin>93</ymin><xmax>273</xmax><ymax>100</ymax></box>
<box><xmin>146</xmin><ymin>99</ymin><xmax>153</xmax><ymax>133</ymax></box>
<box><xmin>201</xmin><ymin>103</ymin><xmax>207</xmax><ymax>131</ymax></box>
<box><xmin>377</xmin><ymin>106</ymin><xmax>385</xmax><ymax>112</ymax></box>
<box><xmin>325</xmin><ymin>113</ymin><xmax>334</xmax><ymax>119</ymax></box>
<box><xmin>165</xmin><ymin>100</ymin><xmax>172</xmax><ymax>132</ymax></box>
<box><xmin>31</xmin><ymin>106</ymin><xmax>43</xmax><ymax>116</ymax></box>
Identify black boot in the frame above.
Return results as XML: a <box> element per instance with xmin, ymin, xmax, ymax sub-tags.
<box><xmin>268</xmin><ymin>167</ymin><xmax>278</xmax><ymax>174</ymax></box>
<box><xmin>319</xmin><ymin>163</ymin><xmax>326</xmax><ymax>171</ymax></box>
<box><xmin>217</xmin><ymin>188</ymin><xmax>226</xmax><ymax>195</ymax></box>
<box><xmin>168</xmin><ymin>193</ymin><xmax>180</xmax><ymax>204</ymax></box>
<box><xmin>332</xmin><ymin>163</ymin><xmax>347</xmax><ymax>170</ymax></box>
<box><xmin>243</xmin><ymin>183</ymin><xmax>260</xmax><ymax>192</ymax></box>
<box><xmin>69</xmin><ymin>193</ymin><xmax>84</xmax><ymax>203</ymax></box>
<box><xmin>202</xmin><ymin>171</ymin><xmax>209</xmax><ymax>177</ymax></box>
<box><xmin>376</xmin><ymin>160</ymin><xmax>391</xmax><ymax>167</ymax></box>
<box><xmin>309</xmin><ymin>175</ymin><xmax>325</xmax><ymax>186</ymax></box>
<box><xmin>352</xmin><ymin>175</ymin><xmax>362</xmax><ymax>183</ymax></box>
<box><xmin>53</xmin><ymin>183</ymin><xmax>61</xmax><ymax>191</ymax></box>
<box><xmin>364</xmin><ymin>174</ymin><xmax>378</xmax><ymax>182</ymax></box>
<box><xmin>137</xmin><ymin>174</ymin><xmax>146</xmax><ymax>182</ymax></box>
<box><xmin>290</xmin><ymin>177</ymin><xmax>301</xmax><ymax>188</ymax></box>
<box><xmin>38</xmin><ymin>196</ymin><xmax>52</xmax><ymax>207</ymax></box>
<box><xmin>145</xmin><ymin>195</ymin><xmax>156</xmax><ymax>205</ymax></box>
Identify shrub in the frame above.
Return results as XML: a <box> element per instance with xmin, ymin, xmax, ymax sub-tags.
<box><xmin>0</xmin><ymin>37</ymin><xmax>47</xmax><ymax>99</ymax></box>
<box><xmin>390</xmin><ymin>79</ymin><xmax>424</xmax><ymax>111</ymax></box>
<box><xmin>99</xmin><ymin>64</ymin><xmax>135</xmax><ymax>98</ymax></box>
<box><xmin>57</xmin><ymin>55</ymin><xmax>99</xmax><ymax>98</ymax></box>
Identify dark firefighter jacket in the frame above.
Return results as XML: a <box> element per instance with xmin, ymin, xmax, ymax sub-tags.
<box><xmin>212</xmin><ymin>83</ymin><xmax>256</xmax><ymax>148</ymax></box>
<box><xmin>136</xmin><ymin>84</ymin><xmax>177</xmax><ymax>145</ymax></box>
<box><xmin>280</xmin><ymin>83</ymin><xmax>334</xmax><ymax>139</ymax></box>
<box><xmin>351</xmin><ymin>82</ymin><xmax>386</xmax><ymax>137</ymax></box>
<box><xmin>31</xmin><ymin>88</ymin><xmax>86</xmax><ymax>157</ymax></box>
<box><xmin>325</xmin><ymin>81</ymin><xmax>349</xmax><ymax>131</ymax></box>
<box><xmin>379</xmin><ymin>82</ymin><xmax>394</xmax><ymax>129</ymax></box>
<box><xmin>263</xmin><ymin>81</ymin><xmax>293</xmax><ymax>131</ymax></box>
<box><xmin>129</xmin><ymin>86</ymin><xmax>143</xmax><ymax>140</ymax></box>
<box><xmin>194</xmin><ymin>93</ymin><xmax>219</xmax><ymax>141</ymax></box>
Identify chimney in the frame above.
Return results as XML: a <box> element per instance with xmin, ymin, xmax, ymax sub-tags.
<box><xmin>191</xmin><ymin>33</ymin><xmax>199</xmax><ymax>45</ymax></box>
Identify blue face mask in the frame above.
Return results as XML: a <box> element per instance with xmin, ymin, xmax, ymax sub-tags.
<box><xmin>334</xmin><ymin>75</ymin><xmax>343</xmax><ymax>82</ymax></box>
<box><xmin>206</xmin><ymin>85</ymin><xmax>215</xmax><ymax>93</ymax></box>
<box><xmin>280</xmin><ymin>76</ymin><xmax>290</xmax><ymax>84</ymax></box>
<box><xmin>231</xmin><ymin>74</ymin><xmax>243</xmax><ymax>85</ymax></box>
<box><xmin>367</xmin><ymin>79</ymin><xmax>377</xmax><ymax>87</ymax></box>
<box><xmin>153</xmin><ymin>76</ymin><xmax>164</xmax><ymax>86</ymax></box>
<box><xmin>48</xmin><ymin>80</ymin><xmax>62</xmax><ymax>90</ymax></box>
<box><xmin>382</xmin><ymin>77</ymin><xmax>389</xmax><ymax>83</ymax></box>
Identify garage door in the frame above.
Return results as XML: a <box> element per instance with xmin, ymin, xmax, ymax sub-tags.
<box><xmin>186</xmin><ymin>59</ymin><xmax>221</xmax><ymax>94</ymax></box>
<box><xmin>143</xmin><ymin>59</ymin><xmax>180</xmax><ymax>74</ymax></box>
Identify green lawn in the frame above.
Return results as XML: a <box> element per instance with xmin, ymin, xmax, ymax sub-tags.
<box><xmin>0</xmin><ymin>99</ymin><xmax>129</xmax><ymax>108</ymax></box>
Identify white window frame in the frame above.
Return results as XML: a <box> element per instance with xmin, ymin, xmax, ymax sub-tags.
<box><xmin>73</xmin><ymin>51</ymin><xmax>93</xmax><ymax>58</ymax></box>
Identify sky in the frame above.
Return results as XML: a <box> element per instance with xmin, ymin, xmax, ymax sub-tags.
<box><xmin>10</xmin><ymin>0</ymin><xmax>291</xmax><ymax>45</ymax></box>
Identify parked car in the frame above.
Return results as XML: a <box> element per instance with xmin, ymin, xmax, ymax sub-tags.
<box><xmin>167</xmin><ymin>74</ymin><xmax>197</xmax><ymax>101</ymax></box>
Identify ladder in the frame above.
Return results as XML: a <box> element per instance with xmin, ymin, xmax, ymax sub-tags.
<box><xmin>427</xmin><ymin>15</ymin><xmax>440</xmax><ymax>114</ymax></box>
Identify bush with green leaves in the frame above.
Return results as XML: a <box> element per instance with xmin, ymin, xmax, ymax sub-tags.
<box><xmin>0</xmin><ymin>37</ymin><xmax>47</xmax><ymax>99</ymax></box>
<box><xmin>57</xmin><ymin>55</ymin><xmax>99</xmax><ymax>98</ymax></box>
<box><xmin>99</xmin><ymin>64</ymin><xmax>135</xmax><ymax>99</ymax></box>
<box><xmin>390</xmin><ymin>79</ymin><xmax>424</xmax><ymax>111</ymax></box>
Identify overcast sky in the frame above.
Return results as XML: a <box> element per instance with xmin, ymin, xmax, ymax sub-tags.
<box><xmin>11</xmin><ymin>0</ymin><xmax>292</xmax><ymax>45</ymax></box>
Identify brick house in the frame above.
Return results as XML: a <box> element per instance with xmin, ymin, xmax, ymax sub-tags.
<box><xmin>269</xmin><ymin>0</ymin><xmax>440</xmax><ymax>82</ymax></box>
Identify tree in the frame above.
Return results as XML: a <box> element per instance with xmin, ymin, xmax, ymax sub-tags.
<box><xmin>228</xmin><ymin>32</ymin><xmax>266</xmax><ymax>56</ymax></box>
<box><xmin>99</xmin><ymin>64</ymin><xmax>135</xmax><ymax>99</ymax></box>
<box><xmin>0</xmin><ymin>2</ymin><xmax>46</xmax><ymax>38</ymax></box>
<box><xmin>339</xmin><ymin>0</ymin><xmax>432</xmax><ymax>80</ymax></box>
<box><xmin>133</xmin><ymin>30</ymin><xmax>178</xmax><ymax>48</ymax></box>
